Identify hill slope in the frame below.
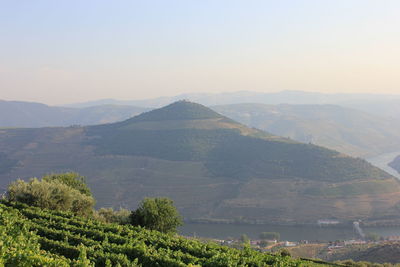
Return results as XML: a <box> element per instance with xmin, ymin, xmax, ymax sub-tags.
<box><xmin>0</xmin><ymin>100</ymin><xmax>148</xmax><ymax>127</ymax></box>
<box><xmin>325</xmin><ymin>242</ymin><xmax>400</xmax><ymax>264</ymax></box>
<box><xmin>1</xmin><ymin>200</ymin><xmax>332</xmax><ymax>266</ymax></box>
<box><xmin>213</xmin><ymin>103</ymin><xmax>400</xmax><ymax>157</ymax></box>
<box><xmin>4</xmin><ymin>99</ymin><xmax>400</xmax><ymax>158</ymax></box>
<box><xmin>0</xmin><ymin>101</ymin><xmax>399</xmax><ymax>224</ymax></box>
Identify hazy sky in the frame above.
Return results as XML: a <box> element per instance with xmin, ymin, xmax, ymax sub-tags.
<box><xmin>1</xmin><ymin>0</ymin><xmax>400</xmax><ymax>105</ymax></box>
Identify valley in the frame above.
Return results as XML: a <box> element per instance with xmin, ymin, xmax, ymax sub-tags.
<box><xmin>1</xmin><ymin>101</ymin><xmax>399</xmax><ymax>226</ymax></box>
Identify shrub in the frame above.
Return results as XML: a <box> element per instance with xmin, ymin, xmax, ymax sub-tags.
<box><xmin>130</xmin><ymin>197</ymin><xmax>182</xmax><ymax>234</ymax></box>
<box><xmin>95</xmin><ymin>207</ymin><xmax>130</xmax><ymax>224</ymax></box>
<box><xmin>259</xmin><ymin>232</ymin><xmax>280</xmax><ymax>241</ymax></box>
<box><xmin>6</xmin><ymin>174</ymin><xmax>95</xmax><ymax>217</ymax></box>
<box><xmin>42</xmin><ymin>172</ymin><xmax>92</xmax><ymax>196</ymax></box>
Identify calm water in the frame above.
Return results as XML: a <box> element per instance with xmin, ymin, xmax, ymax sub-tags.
<box><xmin>367</xmin><ymin>150</ymin><xmax>400</xmax><ymax>179</ymax></box>
<box><xmin>179</xmin><ymin>152</ymin><xmax>400</xmax><ymax>242</ymax></box>
<box><xmin>179</xmin><ymin>223</ymin><xmax>400</xmax><ymax>242</ymax></box>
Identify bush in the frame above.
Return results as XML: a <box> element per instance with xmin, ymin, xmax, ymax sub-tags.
<box><xmin>259</xmin><ymin>232</ymin><xmax>280</xmax><ymax>241</ymax></box>
<box><xmin>6</xmin><ymin>174</ymin><xmax>95</xmax><ymax>217</ymax></box>
<box><xmin>42</xmin><ymin>172</ymin><xmax>92</xmax><ymax>196</ymax></box>
<box><xmin>239</xmin><ymin>234</ymin><xmax>250</xmax><ymax>245</ymax></box>
<box><xmin>130</xmin><ymin>197</ymin><xmax>182</xmax><ymax>234</ymax></box>
<box><xmin>95</xmin><ymin>207</ymin><xmax>130</xmax><ymax>224</ymax></box>
<box><xmin>365</xmin><ymin>232</ymin><xmax>380</xmax><ymax>242</ymax></box>
<box><xmin>279</xmin><ymin>248</ymin><xmax>291</xmax><ymax>257</ymax></box>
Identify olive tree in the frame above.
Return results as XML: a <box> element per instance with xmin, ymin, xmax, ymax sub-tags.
<box><xmin>130</xmin><ymin>197</ymin><xmax>182</xmax><ymax>234</ymax></box>
<box><xmin>6</xmin><ymin>173</ymin><xmax>95</xmax><ymax>217</ymax></box>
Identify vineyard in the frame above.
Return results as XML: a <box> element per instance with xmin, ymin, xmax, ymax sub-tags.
<box><xmin>0</xmin><ymin>200</ymin><xmax>339</xmax><ymax>266</ymax></box>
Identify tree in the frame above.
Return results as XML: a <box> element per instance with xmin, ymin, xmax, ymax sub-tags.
<box><xmin>42</xmin><ymin>172</ymin><xmax>92</xmax><ymax>196</ymax></box>
<box><xmin>259</xmin><ymin>232</ymin><xmax>280</xmax><ymax>241</ymax></box>
<box><xmin>365</xmin><ymin>232</ymin><xmax>380</xmax><ymax>242</ymax></box>
<box><xmin>6</xmin><ymin>173</ymin><xmax>95</xmax><ymax>216</ymax></box>
<box><xmin>95</xmin><ymin>207</ymin><xmax>130</xmax><ymax>225</ymax></box>
<box><xmin>130</xmin><ymin>197</ymin><xmax>182</xmax><ymax>234</ymax></box>
<box><xmin>239</xmin><ymin>234</ymin><xmax>250</xmax><ymax>245</ymax></box>
<box><xmin>279</xmin><ymin>248</ymin><xmax>291</xmax><ymax>257</ymax></box>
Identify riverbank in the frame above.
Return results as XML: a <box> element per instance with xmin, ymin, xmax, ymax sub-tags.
<box><xmin>179</xmin><ymin>223</ymin><xmax>400</xmax><ymax>242</ymax></box>
<box><xmin>367</xmin><ymin>150</ymin><xmax>400</xmax><ymax>179</ymax></box>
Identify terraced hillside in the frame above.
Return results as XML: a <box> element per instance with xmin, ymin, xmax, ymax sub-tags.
<box><xmin>213</xmin><ymin>103</ymin><xmax>400</xmax><ymax>158</ymax></box>
<box><xmin>0</xmin><ymin>200</ymin><xmax>334</xmax><ymax>266</ymax></box>
<box><xmin>324</xmin><ymin>242</ymin><xmax>400</xmax><ymax>264</ymax></box>
<box><xmin>0</xmin><ymin>101</ymin><xmax>399</xmax><ymax>224</ymax></box>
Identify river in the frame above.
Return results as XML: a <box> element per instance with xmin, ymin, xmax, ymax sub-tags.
<box><xmin>367</xmin><ymin>150</ymin><xmax>400</xmax><ymax>179</ymax></box>
<box><xmin>179</xmin><ymin>152</ymin><xmax>400</xmax><ymax>242</ymax></box>
<box><xmin>179</xmin><ymin>223</ymin><xmax>400</xmax><ymax>242</ymax></box>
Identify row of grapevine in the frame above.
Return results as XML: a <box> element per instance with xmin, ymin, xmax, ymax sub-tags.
<box><xmin>0</xmin><ymin>204</ymin><xmax>94</xmax><ymax>266</ymax></box>
<box><xmin>0</xmin><ymin>200</ymin><xmax>338</xmax><ymax>267</ymax></box>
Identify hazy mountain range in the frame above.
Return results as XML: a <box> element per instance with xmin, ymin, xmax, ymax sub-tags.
<box><xmin>0</xmin><ymin>101</ymin><xmax>399</xmax><ymax>224</ymax></box>
<box><xmin>213</xmin><ymin>103</ymin><xmax>400</xmax><ymax>158</ymax></box>
<box><xmin>2</xmin><ymin>92</ymin><xmax>400</xmax><ymax>159</ymax></box>
<box><xmin>68</xmin><ymin>90</ymin><xmax>400</xmax><ymax>119</ymax></box>
<box><xmin>0</xmin><ymin>100</ymin><xmax>149</xmax><ymax>128</ymax></box>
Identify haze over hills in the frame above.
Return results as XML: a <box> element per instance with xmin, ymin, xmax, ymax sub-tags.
<box><xmin>67</xmin><ymin>90</ymin><xmax>400</xmax><ymax>118</ymax></box>
<box><xmin>1</xmin><ymin>101</ymin><xmax>400</xmax><ymax>225</ymax></box>
<box><xmin>213</xmin><ymin>103</ymin><xmax>400</xmax><ymax>158</ymax></box>
<box><xmin>3</xmin><ymin>98</ymin><xmax>400</xmax><ymax>161</ymax></box>
<box><xmin>0</xmin><ymin>100</ymin><xmax>149</xmax><ymax>127</ymax></box>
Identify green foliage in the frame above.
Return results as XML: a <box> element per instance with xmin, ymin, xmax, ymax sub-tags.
<box><xmin>42</xmin><ymin>172</ymin><xmax>92</xmax><ymax>196</ymax></box>
<box><xmin>259</xmin><ymin>232</ymin><xmax>280</xmax><ymax>240</ymax></box>
<box><xmin>75</xmin><ymin>245</ymin><xmax>95</xmax><ymax>267</ymax></box>
<box><xmin>130</xmin><ymin>197</ymin><xmax>183</xmax><ymax>234</ymax></box>
<box><xmin>239</xmin><ymin>234</ymin><xmax>250</xmax><ymax>245</ymax></box>
<box><xmin>95</xmin><ymin>207</ymin><xmax>130</xmax><ymax>225</ymax></box>
<box><xmin>0</xmin><ymin>205</ymin><xmax>94</xmax><ymax>266</ymax></box>
<box><xmin>0</xmin><ymin>200</ymin><xmax>331</xmax><ymax>266</ymax></box>
<box><xmin>365</xmin><ymin>233</ymin><xmax>381</xmax><ymax>242</ymax></box>
<box><xmin>6</xmin><ymin>174</ymin><xmax>95</xmax><ymax>216</ymax></box>
<box><xmin>279</xmin><ymin>248</ymin><xmax>291</xmax><ymax>257</ymax></box>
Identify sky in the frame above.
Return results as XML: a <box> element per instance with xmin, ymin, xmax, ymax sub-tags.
<box><xmin>1</xmin><ymin>0</ymin><xmax>400</xmax><ymax>105</ymax></box>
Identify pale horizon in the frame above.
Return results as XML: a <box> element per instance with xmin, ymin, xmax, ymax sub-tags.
<box><xmin>3</xmin><ymin>89</ymin><xmax>400</xmax><ymax>107</ymax></box>
<box><xmin>1</xmin><ymin>0</ymin><xmax>400</xmax><ymax>105</ymax></box>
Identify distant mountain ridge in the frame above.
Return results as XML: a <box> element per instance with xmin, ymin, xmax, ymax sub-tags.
<box><xmin>1</xmin><ymin>101</ymin><xmax>400</xmax><ymax>225</ymax></box>
<box><xmin>0</xmin><ymin>100</ymin><xmax>149</xmax><ymax>127</ymax></box>
<box><xmin>66</xmin><ymin>90</ymin><xmax>400</xmax><ymax>118</ymax></box>
<box><xmin>213</xmin><ymin>103</ymin><xmax>400</xmax><ymax>157</ymax></box>
<box><xmin>2</xmin><ymin>99</ymin><xmax>400</xmax><ymax>159</ymax></box>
